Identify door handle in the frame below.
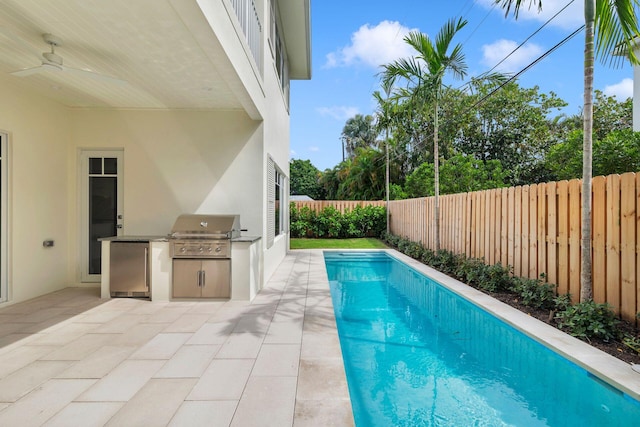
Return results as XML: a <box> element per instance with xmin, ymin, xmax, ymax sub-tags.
<box><xmin>201</xmin><ymin>270</ymin><xmax>206</xmax><ymax>287</ymax></box>
<box><xmin>197</xmin><ymin>270</ymin><xmax>202</xmax><ymax>287</ymax></box>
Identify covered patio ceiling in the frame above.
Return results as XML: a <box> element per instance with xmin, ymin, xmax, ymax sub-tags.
<box><xmin>0</xmin><ymin>0</ymin><xmax>255</xmax><ymax>110</ymax></box>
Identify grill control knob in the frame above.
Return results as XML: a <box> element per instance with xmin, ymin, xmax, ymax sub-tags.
<box><xmin>215</xmin><ymin>246</ymin><xmax>222</xmax><ymax>252</ymax></box>
<box><xmin>199</xmin><ymin>247</ymin><xmax>204</xmax><ymax>253</ymax></box>
<box><xmin>208</xmin><ymin>247</ymin><xmax>213</xmax><ymax>252</ymax></box>
<box><xmin>180</xmin><ymin>247</ymin><xmax>186</xmax><ymax>253</ymax></box>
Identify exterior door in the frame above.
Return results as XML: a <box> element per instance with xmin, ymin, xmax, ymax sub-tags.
<box><xmin>80</xmin><ymin>150</ymin><xmax>123</xmax><ymax>282</ymax></box>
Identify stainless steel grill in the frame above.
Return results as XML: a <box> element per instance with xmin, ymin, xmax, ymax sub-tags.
<box><xmin>169</xmin><ymin>214</ymin><xmax>242</xmax><ymax>258</ymax></box>
<box><xmin>169</xmin><ymin>214</ymin><xmax>242</xmax><ymax>299</ymax></box>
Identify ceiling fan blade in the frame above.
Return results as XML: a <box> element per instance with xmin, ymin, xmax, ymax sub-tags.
<box><xmin>62</xmin><ymin>66</ymin><xmax>127</xmax><ymax>85</ymax></box>
<box><xmin>10</xmin><ymin>66</ymin><xmax>44</xmax><ymax>77</ymax></box>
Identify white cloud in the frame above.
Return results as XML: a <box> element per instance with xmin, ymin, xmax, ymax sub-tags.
<box><xmin>481</xmin><ymin>39</ymin><xmax>543</xmax><ymax>73</ymax></box>
<box><xmin>317</xmin><ymin>106</ymin><xmax>360</xmax><ymax>121</ymax></box>
<box><xmin>290</xmin><ymin>149</ymin><xmax>297</xmax><ymax>157</ymax></box>
<box><xmin>604</xmin><ymin>78</ymin><xmax>633</xmax><ymax>100</ymax></box>
<box><xmin>478</xmin><ymin>0</ymin><xmax>583</xmax><ymax>30</ymax></box>
<box><xmin>309</xmin><ymin>146</ymin><xmax>320</xmax><ymax>152</ymax></box>
<box><xmin>325</xmin><ymin>20</ymin><xmax>417</xmax><ymax>69</ymax></box>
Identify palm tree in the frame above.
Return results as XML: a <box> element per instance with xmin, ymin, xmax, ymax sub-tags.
<box><xmin>340</xmin><ymin>114</ymin><xmax>378</xmax><ymax>159</ymax></box>
<box><xmin>381</xmin><ymin>17</ymin><xmax>469</xmax><ymax>251</ymax></box>
<box><xmin>373</xmin><ymin>80</ymin><xmax>399</xmax><ymax>233</ymax></box>
<box><xmin>497</xmin><ymin>0</ymin><xmax>640</xmax><ymax>301</ymax></box>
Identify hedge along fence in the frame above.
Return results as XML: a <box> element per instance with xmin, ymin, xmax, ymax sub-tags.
<box><xmin>292</xmin><ymin>199</ymin><xmax>386</xmax><ymax>214</ymax></box>
<box><xmin>388</xmin><ymin>172</ymin><xmax>640</xmax><ymax>323</ymax></box>
<box><xmin>290</xmin><ymin>203</ymin><xmax>386</xmax><ymax>238</ymax></box>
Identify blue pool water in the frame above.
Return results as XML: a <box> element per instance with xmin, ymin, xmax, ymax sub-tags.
<box><xmin>324</xmin><ymin>251</ymin><xmax>640</xmax><ymax>427</ymax></box>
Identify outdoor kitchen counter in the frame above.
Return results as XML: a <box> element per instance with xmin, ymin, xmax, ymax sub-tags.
<box><xmin>99</xmin><ymin>235</ymin><xmax>169</xmax><ymax>242</ymax></box>
<box><xmin>100</xmin><ymin>236</ymin><xmax>262</xmax><ymax>302</ymax></box>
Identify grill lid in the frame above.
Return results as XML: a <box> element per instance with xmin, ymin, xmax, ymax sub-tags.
<box><xmin>170</xmin><ymin>214</ymin><xmax>241</xmax><ymax>239</ymax></box>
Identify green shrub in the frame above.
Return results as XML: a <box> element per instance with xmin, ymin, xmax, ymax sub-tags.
<box><xmin>512</xmin><ymin>277</ymin><xmax>557</xmax><ymax>310</ymax></box>
<box><xmin>420</xmin><ymin>248</ymin><xmax>437</xmax><ymax>265</ymax></box>
<box><xmin>455</xmin><ymin>257</ymin><xmax>488</xmax><ymax>287</ymax></box>
<box><xmin>431</xmin><ymin>250</ymin><xmax>463</xmax><ymax>276</ymax></box>
<box><xmin>555</xmin><ymin>301</ymin><xmax>620</xmax><ymax>342</ymax></box>
<box><xmin>289</xmin><ymin>203</ymin><xmax>386</xmax><ymax>239</ymax></box>
<box><xmin>316</xmin><ymin>206</ymin><xmax>342</xmax><ymax>238</ymax></box>
<box><xmin>477</xmin><ymin>263</ymin><xmax>513</xmax><ymax>293</ymax></box>
<box><xmin>289</xmin><ymin>204</ymin><xmax>316</xmax><ymax>238</ymax></box>
<box><xmin>623</xmin><ymin>334</ymin><xmax>640</xmax><ymax>354</ymax></box>
<box><xmin>405</xmin><ymin>241</ymin><xmax>425</xmax><ymax>260</ymax></box>
<box><xmin>553</xmin><ymin>293</ymin><xmax>572</xmax><ymax>311</ymax></box>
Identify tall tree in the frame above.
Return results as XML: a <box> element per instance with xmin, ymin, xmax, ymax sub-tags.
<box><xmin>497</xmin><ymin>0</ymin><xmax>640</xmax><ymax>302</ymax></box>
<box><xmin>290</xmin><ymin>159</ymin><xmax>323</xmax><ymax>200</ymax></box>
<box><xmin>455</xmin><ymin>80</ymin><xmax>567</xmax><ymax>185</ymax></box>
<box><xmin>381</xmin><ymin>17</ymin><xmax>469</xmax><ymax>251</ymax></box>
<box><xmin>340</xmin><ymin>114</ymin><xmax>378</xmax><ymax>159</ymax></box>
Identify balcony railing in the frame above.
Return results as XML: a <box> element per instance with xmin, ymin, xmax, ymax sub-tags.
<box><xmin>230</xmin><ymin>0</ymin><xmax>262</xmax><ymax>71</ymax></box>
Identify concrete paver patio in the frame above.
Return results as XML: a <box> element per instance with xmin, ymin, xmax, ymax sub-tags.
<box><xmin>0</xmin><ymin>250</ymin><xmax>353</xmax><ymax>426</ymax></box>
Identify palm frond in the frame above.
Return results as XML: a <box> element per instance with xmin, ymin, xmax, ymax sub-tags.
<box><xmin>496</xmin><ymin>0</ymin><xmax>543</xmax><ymax>19</ymax></box>
<box><xmin>435</xmin><ymin>17</ymin><xmax>467</xmax><ymax>58</ymax></box>
<box><xmin>595</xmin><ymin>0</ymin><xmax>640</xmax><ymax>67</ymax></box>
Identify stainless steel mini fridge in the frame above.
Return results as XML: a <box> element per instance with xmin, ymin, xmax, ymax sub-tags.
<box><xmin>110</xmin><ymin>242</ymin><xmax>149</xmax><ymax>297</ymax></box>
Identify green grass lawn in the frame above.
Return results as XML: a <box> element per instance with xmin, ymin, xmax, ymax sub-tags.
<box><xmin>290</xmin><ymin>237</ymin><xmax>388</xmax><ymax>249</ymax></box>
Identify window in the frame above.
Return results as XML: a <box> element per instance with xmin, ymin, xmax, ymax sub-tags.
<box><xmin>267</xmin><ymin>157</ymin><xmax>286</xmax><ymax>248</ymax></box>
<box><xmin>269</xmin><ymin>1</ymin><xmax>290</xmax><ymax>105</ymax></box>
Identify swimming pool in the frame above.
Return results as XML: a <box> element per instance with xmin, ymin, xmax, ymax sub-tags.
<box><xmin>325</xmin><ymin>251</ymin><xmax>640</xmax><ymax>427</ymax></box>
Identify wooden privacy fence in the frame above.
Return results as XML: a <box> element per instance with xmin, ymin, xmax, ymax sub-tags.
<box><xmin>388</xmin><ymin>172</ymin><xmax>640</xmax><ymax>322</ymax></box>
<box><xmin>292</xmin><ymin>199</ymin><xmax>385</xmax><ymax>213</ymax></box>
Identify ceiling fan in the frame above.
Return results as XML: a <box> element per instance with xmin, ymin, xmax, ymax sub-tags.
<box><xmin>9</xmin><ymin>33</ymin><xmax>126</xmax><ymax>85</ymax></box>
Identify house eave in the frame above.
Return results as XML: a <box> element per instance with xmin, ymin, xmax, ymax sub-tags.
<box><xmin>276</xmin><ymin>0</ymin><xmax>312</xmax><ymax>80</ymax></box>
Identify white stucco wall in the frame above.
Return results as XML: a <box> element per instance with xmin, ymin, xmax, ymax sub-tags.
<box><xmin>69</xmin><ymin>108</ymin><xmax>264</xmax><ymax>283</ymax></box>
<box><xmin>0</xmin><ymin>78</ymin><xmax>72</xmax><ymax>304</ymax></box>
<box><xmin>0</xmin><ymin>0</ymin><xmax>302</xmax><ymax>305</ymax></box>
<box><xmin>260</xmin><ymin>4</ymin><xmax>294</xmax><ymax>282</ymax></box>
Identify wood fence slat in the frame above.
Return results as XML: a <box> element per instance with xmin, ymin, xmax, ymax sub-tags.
<box><xmin>592</xmin><ymin>176</ymin><xmax>606</xmax><ymax>304</ymax></box>
<box><xmin>478</xmin><ymin>192</ymin><xmax>485</xmax><ymax>258</ymax></box>
<box><xmin>508</xmin><ymin>187</ymin><xmax>515</xmax><ymax>271</ymax></box>
<box><xmin>557</xmin><ymin>181</ymin><xmax>569</xmax><ymax>296</ymax></box>
<box><xmin>620</xmin><ymin>173</ymin><xmax>636</xmax><ymax>320</ymax></box>
<box><xmin>529</xmin><ymin>184</ymin><xmax>538</xmax><ymax>279</ymax></box>
<box><xmin>484</xmin><ymin>190</ymin><xmax>491</xmax><ymax>261</ymax></box>
<box><xmin>606</xmin><ymin>175</ymin><xmax>621</xmax><ymax>315</ymax></box>
<box><xmin>538</xmin><ymin>184</ymin><xmax>547</xmax><ymax>280</ymax></box>
<box><xmin>488</xmin><ymin>190</ymin><xmax>496</xmax><ymax>265</ymax></box>
<box><xmin>501</xmin><ymin>188</ymin><xmax>509</xmax><ymax>266</ymax></box>
<box><xmin>513</xmin><ymin>187</ymin><xmax>522</xmax><ymax>277</ymax></box>
<box><xmin>568</xmin><ymin>179</ymin><xmax>581</xmax><ymax>303</ymax></box>
<box><xmin>547</xmin><ymin>182</ymin><xmax>557</xmax><ymax>286</ymax></box>
<box><xmin>522</xmin><ymin>186</ymin><xmax>530</xmax><ymax>277</ymax></box>
<box><xmin>494</xmin><ymin>189</ymin><xmax>501</xmax><ymax>263</ymax></box>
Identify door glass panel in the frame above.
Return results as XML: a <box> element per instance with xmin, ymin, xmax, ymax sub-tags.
<box><xmin>104</xmin><ymin>158</ymin><xmax>117</xmax><ymax>175</ymax></box>
<box><xmin>89</xmin><ymin>157</ymin><xmax>102</xmax><ymax>174</ymax></box>
<box><xmin>89</xmin><ymin>176</ymin><xmax>117</xmax><ymax>274</ymax></box>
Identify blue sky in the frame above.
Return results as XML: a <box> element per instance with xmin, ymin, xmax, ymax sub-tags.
<box><xmin>289</xmin><ymin>0</ymin><xmax>634</xmax><ymax>171</ymax></box>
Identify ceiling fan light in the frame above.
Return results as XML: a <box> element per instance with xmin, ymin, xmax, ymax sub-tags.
<box><xmin>41</xmin><ymin>62</ymin><xmax>63</xmax><ymax>72</ymax></box>
<box><xmin>42</xmin><ymin>52</ymin><xmax>63</xmax><ymax>66</ymax></box>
